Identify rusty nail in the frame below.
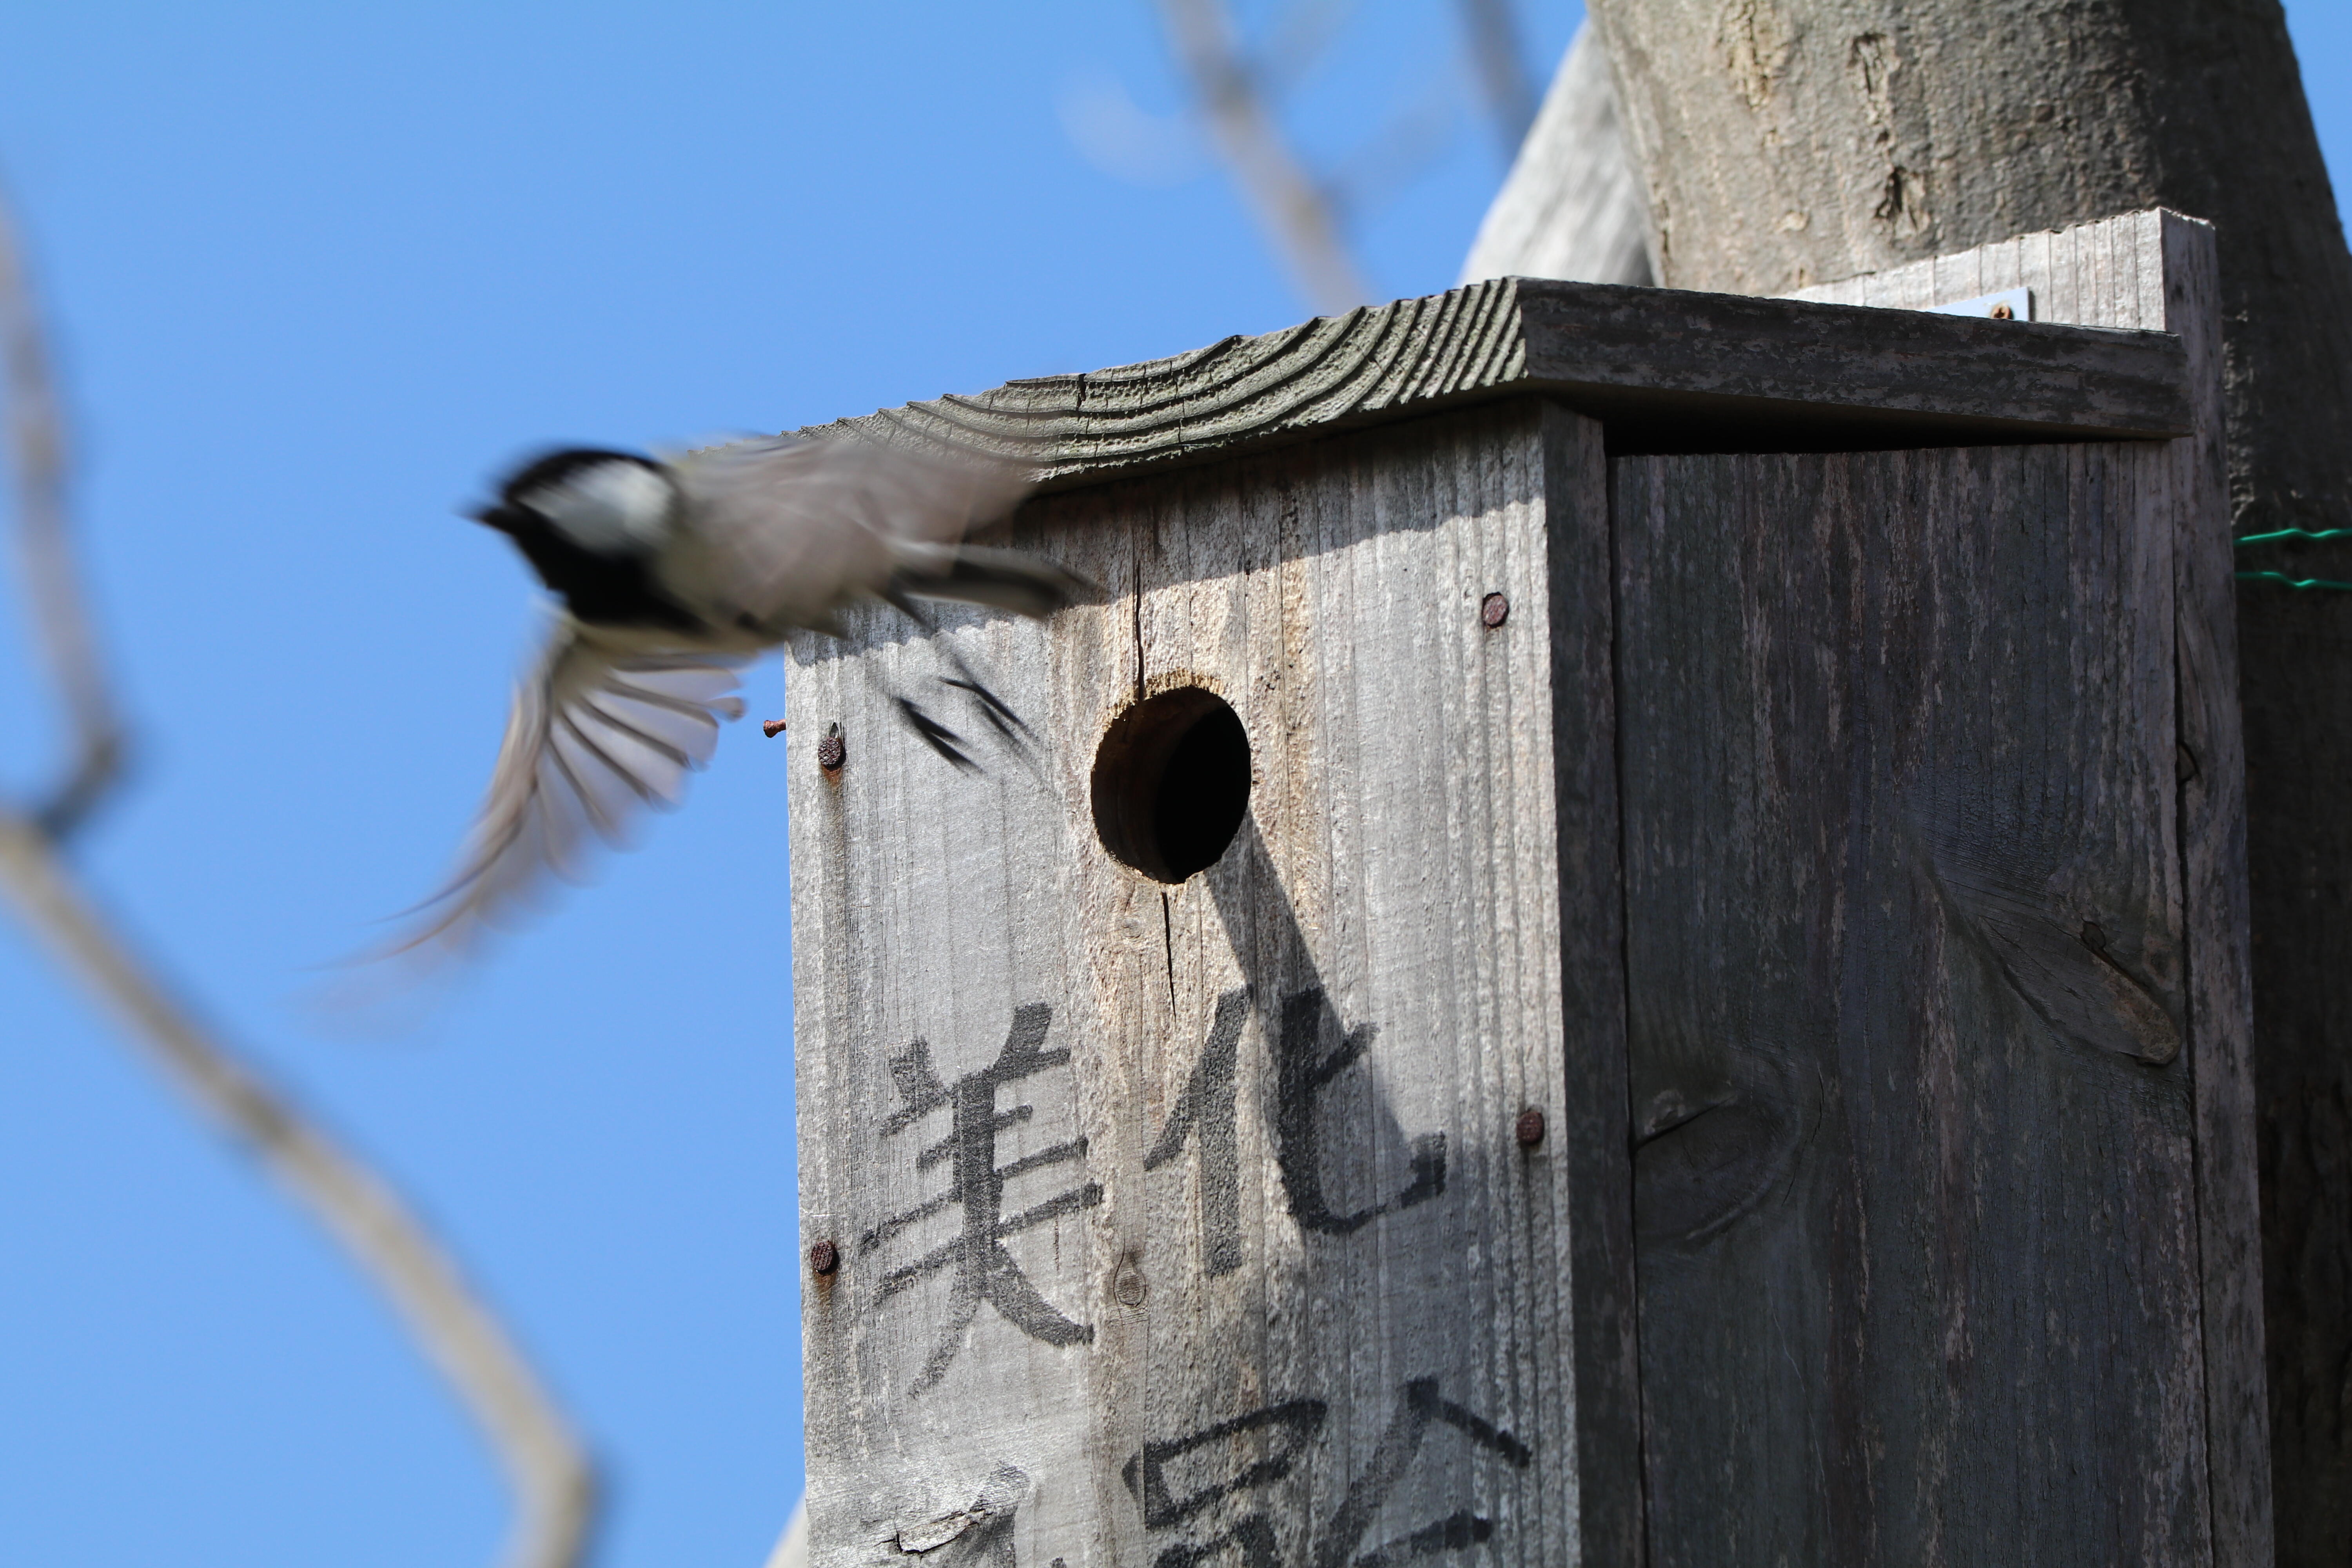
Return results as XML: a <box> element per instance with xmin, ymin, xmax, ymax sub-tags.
<box><xmin>1481</xmin><ymin>592</ymin><xmax>1510</xmax><ymax>628</ymax></box>
<box><xmin>762</xmin><ymin>718</ymin><xmax>788</xmax><ymax>739</ymax></box>
<box><xmin>817</xmin><ymin>722</ymin><xmax>846</xmax><ymax>772</ymax></box>
<box><xmin>1989</xmin><ymin>302</ymin><xmax>2015</xmax><ymax>319</ymax></box>
<box><xmin>2080</xmin><ymin>920</ymin><xmax>2108</xmax><ymax>953</ymax></box>
<box><xmin>808</xmin><ymin>1239</ymin><xmax>840</xmax><ymax>1276</ymax></box>
<box><xmin>1515</xmin><ymin>1108</ymin><xmax>1546</xmax><ymax>1148</ymax></box>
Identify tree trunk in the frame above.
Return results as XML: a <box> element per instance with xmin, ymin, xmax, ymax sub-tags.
<box><xmin>1580</xmin><ymin>1</ymin><xmax>2352</xmax><ymax>1560</ymax></box>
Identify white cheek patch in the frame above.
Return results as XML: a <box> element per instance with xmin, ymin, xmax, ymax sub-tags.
<box><xmin>528</xmin><ymin>461</ymin><xmax>676</xmax><ymax>553</ymax></box>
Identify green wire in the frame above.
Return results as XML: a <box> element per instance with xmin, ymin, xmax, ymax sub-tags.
<box><xmin>2234</xmin><ymin>527</ymin><xmax>2352</xmax><ymax>590</ymax></box>
<box><xmin>2236</xmin><ymin>526</ymin><xmax>2352</xmax><ymax>547</ymax></box>
<box><xmin>2237</xmin><ymin>570</ymin><xmax>2352</xmax><ymax>592</ymax></box>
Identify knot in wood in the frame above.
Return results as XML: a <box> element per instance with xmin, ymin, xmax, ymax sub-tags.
<box><xmin>1113</xmin><ymin>1261</ymin><xmax>1147</xmax><ymax>1308</ymax></box>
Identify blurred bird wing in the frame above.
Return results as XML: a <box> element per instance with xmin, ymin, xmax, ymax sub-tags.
<box><xmin>389</xmin><ymin>628</ymin><xmax>746</xmax><ymax>956</ymax></box>
<box><xmin>661</xmin><ymin>433</ymin><xmax>1032</xmax><ymax>627</ymax></box>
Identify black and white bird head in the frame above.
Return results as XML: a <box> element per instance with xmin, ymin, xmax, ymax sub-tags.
<box><xmin>467</xmin><ymin>448</ymin><xmax>708</xmax><ymax>633</ymax></box>
<box><xmin>476</xmin><ymin>448</ymin><xmax>680</xmax><ymax>555</ymax></box>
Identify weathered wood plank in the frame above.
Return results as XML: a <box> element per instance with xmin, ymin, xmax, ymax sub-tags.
<box><xmin>1615</xmin><ymin>442</ymin><xmax>2207</xmax><ymax>1564</ymax></box>
<box><xmin>1794</xmin><ymin>210</ymin><xmax>2268</xmax><ymax>1566</ymax></box>
<box><xmin>1535</xmin><ymin>403</ymin><xmax>1644</xmax><ymax>1568</ymax></box>
<box><xmin>794</xmin><ymin>276</ymin><xmax>2190</xmax><ymax>498</ymax></box>
<box><xmin>787</xmin><ymin>405</ymin><xmax>1638</xmax><ymax>1566</ymax></box>
<box><xmin>1458</xmin><ymin>22</ymin><xmax>1655</xmax><ymax>290</ymax></box>
<box><xmin>782</xmin><ymin>211</ymin><xmax>2246</xmax><ymax>1566</ymax></box>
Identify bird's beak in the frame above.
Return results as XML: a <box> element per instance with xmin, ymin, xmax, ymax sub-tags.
<box><xmin>468</xmin><ymin>505</ymin><xmax>516</xmax><ymax>534</ymax></box>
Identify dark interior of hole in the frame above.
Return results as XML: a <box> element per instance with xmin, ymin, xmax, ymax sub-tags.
<box><xmin>1091</xmin><ymin>688</ymin><xmax>1252</xmax><ymax>884</ymax></box>
<box><xmin>1149</xmin><ymin>704</ymin><xmax>1251</xmax><ymax>882</ymax></box>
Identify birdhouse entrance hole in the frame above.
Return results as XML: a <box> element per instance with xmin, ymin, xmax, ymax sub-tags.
<box><xmin>1090</xmin><ymin>686</ymin><xmax>1251</xmax><ymax>883</ymax></box>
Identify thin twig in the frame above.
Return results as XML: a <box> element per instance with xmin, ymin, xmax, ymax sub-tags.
<box><xmin>0</xmin><ymin>184</ymin><xmax>123</xmax><ymax>837</ymax></box>
<box><xmin>0</xmin><ymin>179</ymin><xmax>597</xmax><ymax>1568</ymax></box>
<box><xmin>1454</xmin><ymin>0</ymin><xmax>1537</xmax><ymax>159</ymax></box>
<box><xmin>1154</xmin><ymin>0</ymin><xmax>1372</xmax><ymax>314</ymax></box>
<box><xmin>0</xmin><ymin>818</ymin><xmax>598</xmax><ymax>1568</ymax></box>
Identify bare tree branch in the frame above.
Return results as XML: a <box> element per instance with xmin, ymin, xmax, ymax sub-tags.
<box><xmin>1154</xmin><ymin>0</ymin><xmax>1371</xmax><ymax>314</ymax></box>
<box><xmin>1454</xmin><ymin>0</ymin><xmax>1538</xmax><ymax>159</ymax></box>
<box><xmin>0</xmin><ymin>184</ymin><xmax>123</xmax><ymax>838</ymax></box>
<box><xmin>0</xmin><ymin>180</ymin><xmax>598</xmax><ymax>1568</ymax></box>
<box><xmin>0</xmin><ymin>818</ymin><xmax>599</xmax><ymax>1567</ymax></box>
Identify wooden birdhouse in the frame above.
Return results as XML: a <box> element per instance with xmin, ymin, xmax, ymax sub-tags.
<box><xmin>783</xmin><ymin>208</ymin><xmax>2266</xmax><ymax>1566</ymax></box>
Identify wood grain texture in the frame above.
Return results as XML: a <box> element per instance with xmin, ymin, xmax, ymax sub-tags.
<box><xmin>780</xmin><ymin>217</ymin><xmax>2249</xmax><ymax>1566</ymax></box>
<box><xmin>1535</xmin><ymin>405</ymin><xmax>1645</xmax><ymax>1568</ymax></box>
<box><xmin>1458</xmin><ymin>21</ymin><xmax>1655</xmax><ymax>289</ymax></box>
<box><xmin>1794</xmin><ymin>210</ymin><xmax>2270</xmax><ymax>1566</ymax></box>
<box><xmin>792</xmin><ymin>277</ymin><xmax>2189</xmax><ymax>498</ymax></box>
<box><xmin>1616</xmin><ymin>441</ymin><xmax>2207</xmax><ymax>1564</ymax></box>
<box><xmin>1596</xmin><ymin>1</ymin><xmax>2352</xmax><ymax>1541</ymax></box>
<box><xmin>786</xmin><ymin>405</ymin><xmax>1638</xmax><ymax>1566</ymax></box>
<box><xmin>1584</xmin><ymin>0</ymin><xmax>2352</xmax><ymax>555</ymax></box>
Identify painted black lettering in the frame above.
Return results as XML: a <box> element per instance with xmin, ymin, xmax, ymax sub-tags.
<box><xmin>1144</xmin><ymin>987</ymin><xmax>1250</xmax><ymax>1277</ymax></box>
<box><xmin>1128</xmin><ymin>1380</ymin><xmax>1530</xmax><ymax>1568</ymax></box>
<box><xmin>1276</xmin><ymin>988</ymin><xmax>1446</xmax><ymax>1235</ymax></box>
<box><xmin>1309</xmin><ymin>1379</ymin><xmax>1533</xmax><ymax>1568</ymax></box>
<box><xmin>1121</xmin><ymin>1397</ymin><xmax>1328</xmax><ymax>1529</ymax></box>
<box><xmin>863</xmin><ymin>1003</ymin><xmax>1103</xmax><ymax>1393</ymax></box>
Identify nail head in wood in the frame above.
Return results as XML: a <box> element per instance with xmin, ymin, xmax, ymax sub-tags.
<box><xmin>1481</xmin><ymin>592</ymin><xmax>1510</xmax><ymax>628</ymax></box>
<box><xmin>1515</xmin><ymin>1107</ymin><xmax>1547</xmax><ymax>1148</ymax></box>
<box><xmin>808</xmin><ymin>1239</ymin><xmax>840</xmax><ymax>1276</ymax></box>
<box><xmin>817</xmin><ymin>722</ymin><xmax>846</xmax><ymax>772</ymax></box>
<box><xmin>762</xmin><ymin>718</ymin><xmax>788</xmax><ymax>739</ymax></box>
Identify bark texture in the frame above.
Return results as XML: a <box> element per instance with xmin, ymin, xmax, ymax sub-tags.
<box><xmin>1583</xmin><ymin>2</ymin><xmax>2352</xmax><ymax>1559</ymax></box>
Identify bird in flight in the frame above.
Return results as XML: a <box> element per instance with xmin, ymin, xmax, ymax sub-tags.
<box><xmin>389</xmin><ymin>433</ymin><xmax>1086</xmax><ymax>960</ymax></box>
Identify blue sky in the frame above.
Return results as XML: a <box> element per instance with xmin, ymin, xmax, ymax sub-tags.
<box><xmin>0</xmin><ymin>5</ymin><xmax>2342</xmax><ymax>1566</ymax></box>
